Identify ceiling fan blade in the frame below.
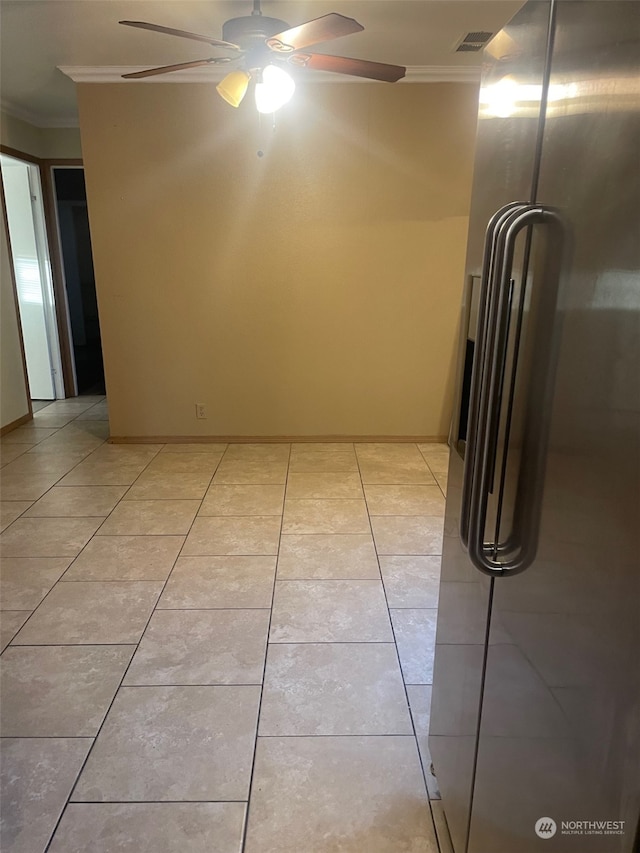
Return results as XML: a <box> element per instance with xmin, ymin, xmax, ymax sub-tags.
<box><xmin>119</xmin><ymin>21</ymin><xmax>241</xmax><ymax>51</ymax></box>
<box><xmin>266</xmin><ymin>13</ymin><xmax>363</xmax><ymax>53</ymax></box>
<box><xmin>289</xmin><ymin>52</ymin><xmax>406</xmax><ymax>83</ymax></box>
<box><xmin>121</xmin><ymin>58</ymin><xmax>230</xmax><ymax>79</ymax></box>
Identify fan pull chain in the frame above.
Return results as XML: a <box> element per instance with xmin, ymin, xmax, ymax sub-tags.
<box><xmin>256</xmin><ymin>109</ymin><xmax>277</xmax><ymax>157</ymax></box>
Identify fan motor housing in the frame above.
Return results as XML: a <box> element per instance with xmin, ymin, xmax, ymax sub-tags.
<box><xmin>222</xmin><ymin>15</ymin><xmax>289</xmax><ymax>48</ymax></box>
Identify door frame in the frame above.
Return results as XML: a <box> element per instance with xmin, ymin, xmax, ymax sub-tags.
<box><xmin>0</xmin><ymin>148</ymin><xmax>66</xmax><ymax>399</ymax></box>
<box><xmin>1</xmin><ymin>143</ymin><xmax>80</xmax><ymax>397</ymax></box>
<box><xmin>42</xmin><ymin>157</ymin><xmax>86</xmax><ymax>397</ymax></box>
<box><xmin>45</xmin><ymin>162</ymin><xmax>91</xmax><ymax>397</ymax></box>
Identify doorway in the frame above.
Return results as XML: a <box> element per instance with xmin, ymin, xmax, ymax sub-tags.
<box><xmin>51</xmin><ymin>167</ymin><xmax>105</xmax><ymax>395</ymax></box>
<box><xmin>0</xmin><ymin>154</ymin><xmax>64</xmax><ymax>401</ymax></box>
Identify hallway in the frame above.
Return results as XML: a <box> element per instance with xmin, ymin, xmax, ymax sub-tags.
<box><xmin>0</xmin><ymin>398</ymin><xmax>450</xmax><ymax>853</ymax></box>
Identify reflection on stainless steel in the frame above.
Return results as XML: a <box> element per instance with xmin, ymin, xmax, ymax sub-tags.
<box><xmin>479</xmin><ymin>77</ymin><xmax>543</xmax><ymax>118</ymax></box>
<box><xmin>480</xmin><ymin>76</ymin><xmax>640</xmax><ymax>119</ymax></box>
<box><xmin>430</xmin><ymin>2</ymin><xmax>640</xmax><ymax>851</ymax></box>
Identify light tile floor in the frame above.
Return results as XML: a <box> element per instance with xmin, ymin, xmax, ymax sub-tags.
<box><xmin>0</xmin><ymin>396</ymin><xmax>450</xmax><ymax>853</ymax></box>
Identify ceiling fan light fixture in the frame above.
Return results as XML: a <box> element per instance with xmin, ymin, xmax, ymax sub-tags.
<box><xmin>216</xmin><ymin>69</ymin><xmax>251</xmax><ymax>107</ymax></box>
<box><xmin>254</xmin><ymin>64</ymin><xmax>295</xmax><ymax>113</ymax></box>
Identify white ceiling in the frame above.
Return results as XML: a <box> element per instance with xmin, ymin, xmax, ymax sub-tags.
<box><xmin>0</xmin><ymin>0</ymin><xmax>523</xmax><ymax>127</ymax></box>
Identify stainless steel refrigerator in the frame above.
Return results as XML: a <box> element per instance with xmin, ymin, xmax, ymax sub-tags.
<box><xmin>428</xmin><ymin>2</ymin><xmax>640</xmax><ymax>851</ymax></box>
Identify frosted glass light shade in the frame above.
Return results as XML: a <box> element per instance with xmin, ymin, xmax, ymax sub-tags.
<box><xmin>255</xmin><ymin>64</ymin><xmax>295</xmax><ymax>114</ymax></box>
<box><xmin>217</xmin><ymin>70</ymin><xmax>250</xmax><ymax>107</ymax></box>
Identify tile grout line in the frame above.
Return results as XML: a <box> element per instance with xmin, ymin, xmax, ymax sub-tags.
<box><xmin>356</xmin><ymin>442</ymin><xmax>443</xmax><ymax>851</ymax></box>
<box><xmin>1</xmin><ymin>728</ymin><xmax>438</xmax><ymax>738</ymax></box>
<box><xmin>0</xmin><ymin>422</ymin><xmax>124</xmax><ymax>648</ymax></box>
<box><xmin>54</xmin><ymin>445</ymin><xmax>169</xmax><ymax>582</ymax></box>
<box><xmin>41</xmin><ymin>438</ymin><xmax>221</xmax><ymax>852</ymax></box>
<box><xmin>0</xmin><ymin>412</ymin><xmax>98</xmax><ymax>523</ymax></box>
<box><xmin>0</xmin><ymin>400</ymin><xmax>121</xmax><ymax>836</ymax></box>
<box><xmin>45</xmin><ymin>799</ymin><xmax>250</xmax><ymax>804</ymax></box>
<box><xmin>252</xmin><ymin>733</ymin><xmax>421</xmax><ymax>739</ymax></box>
<box><xmin>264</xmin><ymin>640</ymin><xmax>399</xmax><ymax>645</ymax></box>
<box><xmin>417</xmin><ymin>443</ymin><xmax>448</xmax><ymax>500</ymax></box>
<box><xmin>0</xmin><ymin>403</ymin><xmax>160</xmax><ymax>547</ymax></box>
<box><xmin>239</xmin><ymin>442</ymin><xmax>291</xmax><ymax>853</ymax></box>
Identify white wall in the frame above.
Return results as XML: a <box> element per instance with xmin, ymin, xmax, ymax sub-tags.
<box><xmin>1</xmin><ymin>157</ymin><xmax>55</xmax><ymax>399</ymax></box>
<box><xmin>1</xmin><ymin>189</ymin><xmax>30</xmax><ymax>428</ymax></box>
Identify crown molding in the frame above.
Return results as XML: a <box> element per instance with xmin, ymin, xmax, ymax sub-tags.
<box><xmin>58</xmin><ymin>64</ymin><xmax>480</xmax><ymax>85</ymax></box>
<box><xmin>406</xmin><ymin>65</ymin><xmax>480</xmax><ymax>83</ymax></box>
<box><xmin>10</xmin><ymin>64</ymin><xmax>479</xmax><ymax>130</ymax></box>
<box><xmin>1</xmin><ymin>98</ymin><xmax>79</xmax><ymax>128</ymax></box>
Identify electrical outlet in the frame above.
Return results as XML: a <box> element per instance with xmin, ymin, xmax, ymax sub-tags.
<box><xmin>195</xmin><ymin>403</ymin><xmax>207</xmax><ymax>420</ymax></box>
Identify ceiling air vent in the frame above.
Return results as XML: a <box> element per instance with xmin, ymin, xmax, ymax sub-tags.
<box><xmin>454</xmin><ymin>31</ymin><xmax>494</xmax><ymax>53</ymax></box>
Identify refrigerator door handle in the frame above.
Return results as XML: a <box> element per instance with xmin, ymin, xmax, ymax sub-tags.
<box><xmin>460</xmin><ymin>201</ymin><xmax>529</xmax><ymax>548</ymax></box>
<box><xmin>467</xmin><ymin>204</ymin><xmax>556</xmax><ymax>576</ymax></box>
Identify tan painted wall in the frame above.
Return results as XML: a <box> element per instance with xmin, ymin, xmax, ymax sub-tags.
<box><xmin>77</xmin><ymin>81</ymin><xmax>478</xmax><ymax>438</ymax></box>
<box><xmin>1</xmin><ymin>185</ymin><xmax>30</xmax><ymax>428</ymax></box>
<box><xmin>0</xmin><ymin>111</ymin><xmax>82</xmax><ymax>159</ymax></box>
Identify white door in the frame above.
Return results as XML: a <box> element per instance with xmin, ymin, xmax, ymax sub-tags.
<box><xmin>1</xmin><ymin>155</ymin><xmax>64</xmax><ymax>400</ymax></box>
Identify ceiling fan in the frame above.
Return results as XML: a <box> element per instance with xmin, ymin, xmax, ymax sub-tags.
<box><xmin>119</xmin><ymin>0</ymin><xmax>406</xmax><ymax>113</ymax></box>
